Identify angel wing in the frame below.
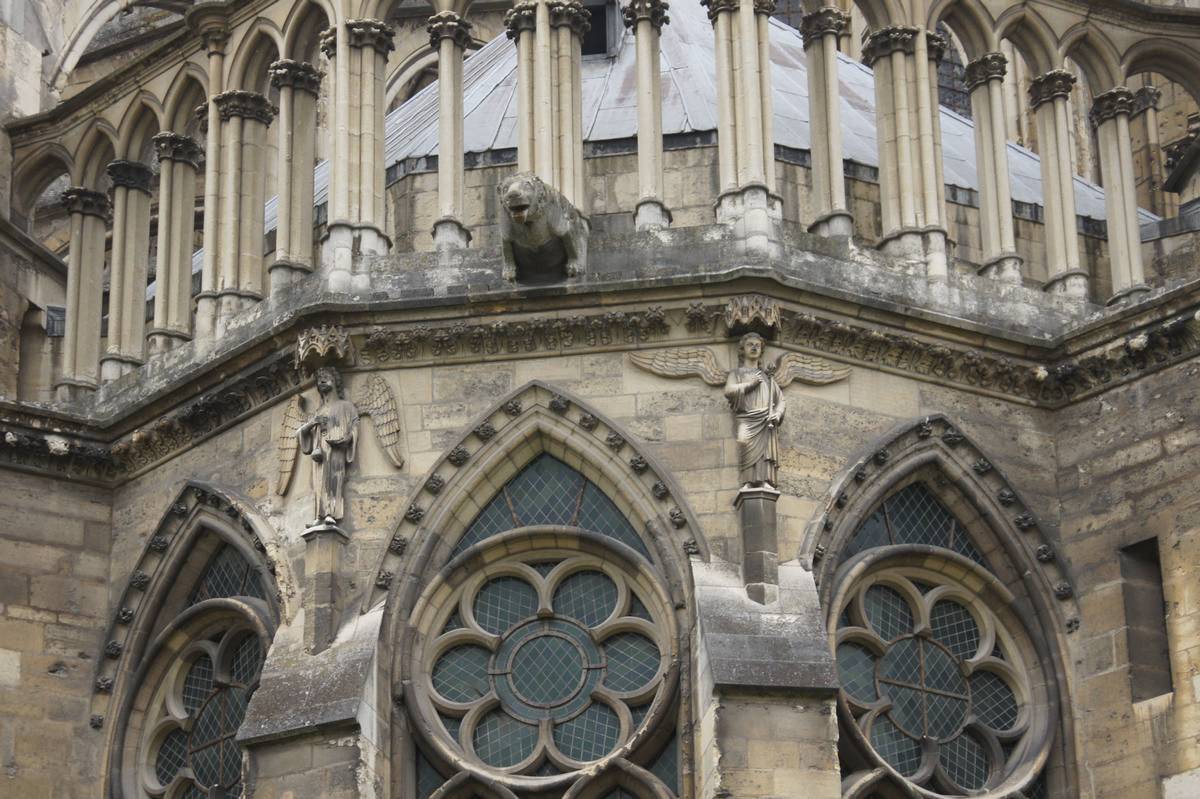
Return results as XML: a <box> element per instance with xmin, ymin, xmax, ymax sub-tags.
<box><xmin>629</xmin><ymin>347</ymin><xmax>726</xmax><ymax>385</ymax></box>
<box><xmin>276</xmin><ymin>394</ymin><xmax>307</xmax><ymax>496</ymax></box>
<box><xmin>770</xmin><ymin>351</ymin><xmax>851</xmax><ymax>387</ymax></box>
<box><xmin>355</xmin><ymin>373</ymin><xmax>405</xmax><ymax>468</ymax></box>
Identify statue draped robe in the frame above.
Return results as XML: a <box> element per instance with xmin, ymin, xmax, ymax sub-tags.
<box><xmin>299</xmin><ymin>397</ymin><xmax>359</xmax><ymax>521</ymax></box>
<box><xmin>724</xmin><ymin>366</ymin><xmax>786</xmax><ymax>487</ymax></box>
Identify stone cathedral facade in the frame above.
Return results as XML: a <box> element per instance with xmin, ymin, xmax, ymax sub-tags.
<box><xmin>4</xmin><ymin>0</ymin><xmax>1200</xmax><ymax>798</ymax></box>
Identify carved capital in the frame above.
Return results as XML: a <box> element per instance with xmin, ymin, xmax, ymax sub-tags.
<box><xmin>1028</xmin><ymin>69</ymin><xmax>1076</xmax><ymax>110</ymax></box>
<box><xmin>427</xmin><ymin>11</ymin><xmax>474</xmax><ymax>49</ymax></box>
<box><xmin>186</xmin><ymin>4</ymin><xmax>230</xmax><ymax>52</ymax></box>
<box><xmin>862</xmin><ymin>25</ymin><xmax>918</xmax><ymax>65</ymax></box>
<box><xmin>800</xmin><ymin>7</ymin><xmax>848</xmax><ymax>48</ymax></box>
<box><xmin>1090</xmin><ymin>87</ymin><xmax>1135</xmax><ymax>128</ymax></box>
<box><xmin>297</xmin><ymin>324</ymin><xmax>355</xmax><ymax>370</ymax></box>
<box><xmin>1134</xmin><ymin>85</ymin><xmax>1161</xmax><ymax>115</ymax></box>
<box><xmin>622</xmin><ymin>0</ymin><xmax>670</xmax><ymax>33</ymax></box>
<box><xmin>505</xmin><ymin>0</ymin><xmax>538</xmax><ymax>40</ymax></box>
<box><xmin>107</xmin><ymin>160</ymin><xmax>154</xmax><ymax>194</ymax></box>
<box><xmin>214</xmin><ymin>90</ymin><xmax>277</xmax><ymax>124</ymax></box>
<box><xmin>319</xmin><ymin>25</ymin><xmax>337</xmax><ymax>58</ymax></box>
<box><xmin>724</xmin><ymin>294</ymin><xmax>781</xmax><ymax>335</ymax></box>
<box><xmin>753</xmin><ymin>0</ymin><xmax>776</xmax><ymax>15</ymax></box>
<box><xmin>61</xmin><ymin>187</ymin><xmax>111</xmax><ymax>218</ymax></box>
<box><xmin>700</xmin><ymin>0</ymin><xmax>735</xmax><ymax>22</ymax></box>
<box><xmin>549</xmin><ymin>0</ymin><xmax>590</xmax><ymax>35</ymax></box>
<box><xmin>269</xmin><ymin>59</ymin><xmax>323</xmax><ymax>95</ymax></box>
<box><xmin>964</xmin><ymin>52</ymin><xmax>1006</xmax><ymax>90</ymax></box>
<box><xmin>153</xmin><ymin>132</ymin><xmax>202</xmax><ymax>168</ymax></box>
<box><xmin>194</xmin><ymin>103</ymin><xmax>208</xmax><ymax>133</ymax></box>
<box><xmin>347</xmin><ymin>19</ymin><xmax>395</xmax><ymax>54</ymax></box>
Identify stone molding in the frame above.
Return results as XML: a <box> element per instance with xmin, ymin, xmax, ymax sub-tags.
<box><xmin>964</xmin><ymin>52</ymin><xmax>1006</xmax><ymax>90</ymax></box>
<box><xmin>106</xmin><ymin>160</ymin><xmax>154</xmax><ymax>194</ymax></box>
<box><xmin>348</xmin><ymin>19</ymin><xmax>395</xmax><ymax>54</ymax></box>
<box><xmin>268</xmin><ymin>59</ymin><xmax>323</xmax><ymax>95</ymax></box>
<box><xmin>799</xmin><ymin>7</ymin><xmax>849</xmax><ymax>48</ymax></box>
<box><xmin>622</xmin><ymin>0</ymin><xmax>670</xmax><ymax>32</ymax></box>
<box><xmin>1029</xmin><ymin>69</ymin><xmax>1076</xmax><ymax>110</ymax></box>
<box><xmin>504</xmin><ymin>0</ymin><xmax>537</xmax><ymax>39</ymax></box>
<box><xmin>862</xmin><ymin>26</ymin><xmax>943</xmax><ymax>64</ymax></box>
<box><xmin>427</xmin><ymin>11</ymin><xmax>474</xmax><ymax>49</ymax></box>
<box><xmin>152</xmin><ymin>132</ymin><xmax>202</xmax><ymax>167</ymax></box>
<box><xmin>549</xmin><ymin>0</ymin><xmax>590</xmax><ymax>34</ymax></box>
<box><xmin>60</xmin><ymin>187</ymin><xmax>110</xmax><ymax>218</ymax></box>
<box><xmin>1090</xmin><ymin>87</ymin><xmax>1135</xmax><ymax>127</ymax></box>
<box><xmin>214</xmin><ymin>90</ymin><xmax>277</xmax><ymax>124</ymax></box>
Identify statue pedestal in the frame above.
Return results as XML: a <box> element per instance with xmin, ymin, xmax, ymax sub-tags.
<box><xmin>302</xmin><ymin>523</ymin><xmax>347</xmax><ymax>654</ymax></box>
<box><xmin>735</xmin><ymin>484</ymin><xmax>780</xmax><ymax>605</ymax></box>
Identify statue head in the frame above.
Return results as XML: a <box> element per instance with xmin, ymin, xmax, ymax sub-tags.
<box><xmin>737</xmin><ymin>332</ymin><xmax>765</xmax><ymax>366</ymax></box>
<box><xmin>314</xmin><ymin>366</ymin><xmax>346</xmax><ymax>399</ymax></box>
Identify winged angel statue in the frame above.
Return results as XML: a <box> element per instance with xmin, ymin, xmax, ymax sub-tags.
<box><xmin>277</xmin><ymin>367</ymin><xmax>405</xmax><ymax>527</ymax></box>
<box><xmin>631</xmin><ymin>333</ymin><xmax>850</xmax><ymax>489</ymax></box>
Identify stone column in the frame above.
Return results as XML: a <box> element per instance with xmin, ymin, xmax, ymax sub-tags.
<box><xmin>149</xmin><ymin>133</ymin><xmax>202</xmax><ymax>355</ymax></box>
<box><xmin>213</xmin><ymin>90</ymin><xmax>276</xmax><ymax>331</ymax></box>
<box><xmin>186</xmin><ymin>8</ymin><xmax>229</xmax><ymax>345</ymax></box>
<box><xmin>1029</xmin><ymin>70</ymin><xmax>1085</xmax><ymax>296</ymax></box>
<box><xmin>623</xmin><ymin>0</ymin><xmax>672</xmax><ymax>231</ymax></box>
<box><xmin>1133</xmin><ymin>87</ymin><xmax>1172</xmax><ymax>218</ymax></box>
<box><xmin>320</xmin><ymin>20</ymin><xmax>394</xmax><ymax>292</ymax></box>
<box><xmin>864</xmin><ymin>26</ymin><xmax>949</xmax><ymax>276</ymax></box>
<box><xmin>428</xmin><ymin>11</ymin><xmax>474</xmax><ymax>249</ymax></box>
<box><xmin>268</xmin><ymin>60</ymin><xmax>323</xmax><ymax>295</ymax></box>
<box><xmin>55</xmin><ymin>188</ymin><xmax>109</xmax><ymax>401</ymax></box>
<box><xmin>1092</xmin><ymin>88</ymin><xmax>1148</xmax><ymax>303</ymax></box>
<box><xmin>506</xmin><ymin>2</ymin><xmax>537</xmax><ymax>171</ymax></box>
<box><xmin>801</xmin><ymin>7</ymin><xmax>851</xmax><ymax>239</ymax></box>
<box><xmin>965</xmin><ymin>52</ymin><xmax>1021</xmax><ymax>281</ymax></box>
<box><xmin>101</xmin><ymin>160</ymin><xmax>154</xmax><ymax>383</ymax></box>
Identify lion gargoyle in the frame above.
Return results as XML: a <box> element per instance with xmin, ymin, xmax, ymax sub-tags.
<box><xmin>497</xmin><ymin>172</ymin><xmax>589</xmax><ymax>283</ymax></box>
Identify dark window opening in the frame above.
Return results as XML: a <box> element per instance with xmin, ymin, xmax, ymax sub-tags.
<box><xmin>1119</xmin><ymin>537</ymin><xmax>1173</xmax><ymax>701</ymax></box>
<box><xmin>581</xmin><ymin>2</ymin><xmax>613</xmax><ymax>56</ymax></box>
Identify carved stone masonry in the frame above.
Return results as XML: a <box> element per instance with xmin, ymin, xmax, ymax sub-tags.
<box><xmin>347</xmin><ymin>19</ymin><xmax>396</xmax><ymax>54</ymax></box>
<box><xmin>863</xmin><ymin>26</ymin><xmax>918</xmax><ymax>65</ymax></box>
<box><xmin>1029</xmin><ymin>70</ymin><xmax>1076</xmax><ymax>110</ymax></box>
<box><xmin>800</xmin><ymin>7</ymin><xmax>848</xmax><ymax>48</ymax></box>
<box><xmin>1090</xmin><ymin>87</ymin><xmax>1135</xmax><ymax>128</ymax></box>
<box><xmin>622</xmin><ymin>0</ymin><xmax>669</xmax><ymax>33</ymax></box>
<box><xmin>964</xmin><ymin>52</ymin><xmax>1006</xmax><ymax>91</ymax></box>
<box><xmin>753</xmin><ymin>0</ymin><xmax>775</xmax><ymax>16</ymax></box>
<box><xmin>269</xmin><ymin>59</ymin><xmax>324</xmax><ymax>96</ymax></box>
<box><xmin>504</xmin><ymin>0</ymin><xmax>537</xmax><ymax>40</ymax></box>
<box><xmin>699</xmin><ymin>0</ymin><xmax>735</xmax><ymax>22</ymax></box>
<box><xmin>61</xmin><ymin>187</ymin><xmax>110</xmax><ymax>219</ymax></box>
<box><xmin>1134</xmin><ymin>86</ymin><xmax>1161</xmax><ymax>115</ymax></box>
<box><xmin>427</xmin><ymin>11</ymin><xmax>474</xmax><ymax>49</ymax></box>
<box><xmin>297</xmin><ymin>324</ymin><xmax>355</xmax><ymax>370</ymax></box>
<box><xmin>214</xmin><ymin>90</ymin><xmax>277</xmax><ymax>124</ymax></box>
<box><xmin>549</xmin><ymin>0</ymin><xmax>590</xmax><ymax>37</ymax></box>
<box><xmin>153</xmin><ymin>132</ymin><xmax>202</xmax><ymax>168</ymax></box>
<box><xmin>724</xmin><ymin>295</ymin><xmax>781</xmax><ymax>336</ymax></box>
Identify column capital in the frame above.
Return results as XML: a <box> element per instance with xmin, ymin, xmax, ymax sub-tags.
<box><xmin>61</xmin><ymin>187</ymin><xmax>110</xmax><ymax>218</ymax></box>
<box><xmin>700</xmin><ymin>0</ymin><xmax>735</xmax><ymax>22</ymax></box>
<box><xmin>106</xmin><ymin>160</ymin><xmax>155</xmax><ymax>194</ymax></box>
<box><xmin>347</xmin><ymin>18</ymin><xmax>395</xmax><ymax>54</ymax></box>
<box><xmin>862</xmin><ymin>25</ymin><xmax>918</xmax><ymax>65</ymax></box>
<box><xmin>185</xmin><ymin>4</ymin><xmax>230</xmax><ymax>52</ymax></box>
<box><xmin>1028</xmin><ymin>69</ymin><xmax>1076</xmax><ymax>110</ymax></box>
<box><xmin>753</xmin><ymin>0</ymin><xmax>776</xmax><ymax>15</ymax></box>
<box><xmin>1134</xmin><ymin>86</ymin><xmax>1161</xmax><ymax>115</ymax></box>
<box><xmin>194</xmin><ymin>103</ymin><xmax>209</xmax><ymax>133</ymax></box>
<box><xmin>964</xmin><ymin>52</ymin><xmax>1007</xmax><ymax>90</ymax></box>
<box><xmin>214</xmin><ymin>90</ymin><xmax>277</xmax><ymax>124</ymax></box>
<box><xmin>319</xmin><ymin>25</ymin><xmax>337</xmax><ymax>58</ymax></box>
<box><xmin>622</xmin><ymin>0</ymin><xmax>670</xmax><ymax>33</ymax></box>
<box><xmin>504</xmin><ymin>0</ymin><xmax>537</xmax><ymax>40</ymax></box>
<box><xmin>427</xmin><ymin>10</ymin><xmax>474</xmax><ymax>49</ymax></box>
<box><xmin>269</xmin><ymin>59</ymin><xmax>324</xmax><ymax>95</ymax></box>
<box><xmin>549</xmin><ymin>0</ymin><xmax>590</xmax><ymax>35</ymax></box>
<box><xmin>153</xmin><ymin>132</ymin><xmax>203</xmax><ymax>167</ymax></box>
<box><xmin>799</xmin><ymin>7</ymin><xmax>848</xmax><ymax>49</ymax></box>
<box><xmin>1090</xmin><ymin>87</ymin><xmax>1135</xmax><ymax>127</ymax></box>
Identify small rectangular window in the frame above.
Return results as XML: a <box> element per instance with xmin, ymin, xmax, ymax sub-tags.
<box><xmin>581</xmin><ymin>0</ymin><xmax>614</xmax><ymax>56</ymax></box>
<box><xmin>45</xmin><ymin>306</ymin><xmax>66</xmax><ymax>337</ymax></box>
<box><xmin>1119</xmin><ymin>538</ymin><xmax>1173</xmax><ymax>701</ymax></box>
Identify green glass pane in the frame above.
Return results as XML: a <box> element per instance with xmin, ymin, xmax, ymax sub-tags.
<box><xmin>922</xmin><ymin>643</ymin><xmax>966</xmax><ymax>695</ymax></box>
<box><xmin>925</xmin><ymin>690</ymin><xmax>968</xmax><ymax>739</ymax></box>
<box><xmin>442</xmin><ymin>608</ymin><xmax>464</xmax><ymax>633</ymax></box>
<box><xmin>627</xmin><ymin>593</ymin><xmax>653</xmax><ymax>622</ymax></box>
<box><xmin>190</xmin><ymin>739</ymin><xmax>222</xmax><ymax>788</ymax></box>
<box><xmin>843</xmin><ymin>508</ymin><xmax>892</xmax><ymax>561</ymax></box>
<box><xmin>930</xmin><ymin>600</ymin><xmax>980</xmax><ymax>661</ymax></box>
<box><xmin>416</xmin><ymin>749</ymin><xmax>444</xmax><ymax>799</ymax></box>
<box><xmin>863</xmin><ymin>585</ymin><xmax>914</xmax><ymax>642</ymax></box>
<box><xmin>604</xmin><ymin>632</ymin><xmax>660</xmax><ymax>693</ymax></box>
<box><xmin>879</xmin><ymin>638</ymin><xmax>922</xmax><ymax>685</ymax></box>
<box><xmin>553</xmin><ymin>702</ymin><xmax>621</xmax><ymax>762</ymax></box>
<box><xmin>473</xmin><ymin>709</ymin><xmax>537</xmax><ymax>767</ymax></box>
<box><xmin>554</xmin><ymin>571</ymin><xmax>619</xmax><ymax>627</ymax></box>
<box><xmin>182</xmin><ymin>655</ymin><xmax>214</xmax><ymax>715</ymax></box>
<box><xmin>868</xmin><ymin>716</ymin><xmax>923</xmax><ymax>778</ymax></box>
<box><xmin>940</xmin><ymin>731</ymin><xmax>992</xmax><ymax>790</ymax></box>
<box><xmin>155</xmin><ymin>727</ymin><xmax>189</xmax><ymax>785</ymax></box>
<box><xmin>432</xmin><ymin>645</ymin><xmax>491</xmax><ymax>703</ymax></box>
<box><xmin>886</xmin><ymin>485</ymin><xmax>952</xmax><ymax>549</ymax></box>
<box><xmin>230</xmin><ymin>635</ymin><xmax>262</xmax><ymax>687</ymax></box>
<box><xmin>836</xmin><ymin>642</ymin><xmax>878</xmax><ymax>703</ymax></box>
<box><xmin>191</xmin><ymin>545</ymin><xmax>263</xmax><ymax>604</ymax></box>
<box><xmin>886</xmin><ymin>683</ymin><xmax>926</xmax><ymax>734</ymax></box>
<box><xmin>440</xmin><ymin>713</ymin><xmax>462</xmax><ymax>743</ymax></box>
<box><xmin>511</xmin><ymin>636</ymin><xmax>584</xmax><ymax>704</ymax></box>
<box><xmin>535</xmin><ymin>760</ymin><xmax>562</xmax><ymax>776</ymax></box>
<box><xmin>971</xmin><ymin>671</ymin><xmax>1019</xmax><ymax>731</ymax></box>
<box><xmin>579</xmin><ymin>483</ymin><xmax>650</xmax><ymax>558</ymax></box>
<box><xmin>455</xmin><ymin>499</ymin><xmax>513</xmax><ymax>554</ymax></box>
<box><xmin>650</xmin><ymin>735</ymin><xmax>679</xmax><ymax>793</ymax></box>
<box><xmin>473</xmin><ymin>576</ymin><xmax>537</xmax><ymax>635</ymax></box>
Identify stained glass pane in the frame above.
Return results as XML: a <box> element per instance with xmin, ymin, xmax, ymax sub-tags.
<box><xmin>971</xmin><ymin>671</ymin><xmax>1019</xmax><ymax>731</ymax></box>
<box><xmin>554</xmin><ymin>571</ymin><xmax>619</xmax><ymax>627</ymax></box>
<box><xmin>868</xmin><ymin>716</ymin><xmax>923</xmax><ymax>777</ymax></box>
<box><xmin>473</xmin><ymin>709</ymin><xmax>537</xmax><ymax>767</ymax></box>
<box><xmin>456</xmin><ymin>499</ymin><xmax>513</xmax><ymax>553</ymax></box>
<box><xmin>650</xmin><ymin>735</ymin><xmax>679</xmax><ymax>792</ymax></box>
<box><xmin>230</xmin><ymin>635</ymin><xmax>262</xmax><ymax>687</ymax></box>
<box><xmin>182</xmin><ymin>655</ymin><xmax>214</xmax><ymax>715</ymax></box>
<box><xmin>191</xmin><ymin>545</ymin><xmax>265</xmax><ymax>604</ymax></box>
<box><xmin>863</xmin><ymin>585</ymin><xmax>914</xmax><ymax>642</ymax></box>
<box><xmin>442</xmin><ymin>608</ymin><xmax>464</xmax><ymax>633</ymax></box>
<box><xmin>930</xmin><ymin>600</ymin><xmax>980</xmax><ymax>661</ymax></box>
<box><xmin>627</xmin><ymin>593</ymin><xmax>653</xmax><ymax>622</ymax></box>
<box><xmin>155</xmin><ymin>727</ymin><xmax>189</xmax><ymax>785</ymax></box>
<box><xmin>604</xmin><ymin>632</ymin><xmax>660</xmax><ymax>693</ymax></box>
<box><xmin>432</xmin><ymin>645</ymin><xmax>491</xmax><ymax>703</ymax></box>
<box><xmin>553</xmin><ymin>702</ymin><xmax>621</xmax><ymax>762</ymax></box>
<box><xmin>940</xmin><ymin>732</ymin><xmax>992</xmax><ymax>790</ymax></box>
<box><xmin>439</xmin><ymin>713</ymin><xmax>462</xmax><ymax>743</ymax></box>
<box><xmin>579</xmin><ymin>483</ymin><xmax>650</xmax><ymax>558</ymax></box>
<box><xmin>886</xmin><ymin>684</ymin><xmax>926</xmax><ymax>734</ymax></box>
<box><xmin>416</xmin><ymin>748</ymin><xmax>444</xmax><ymax>799</ymax></box>
<box><xmin>473</xmin><ymin>577</ymin><xmax>537</xmax><ymax>634</ymax></box>
<box><xmin>511</xmin><ymin>636</ymin><xmax>584</xmax><ymax>704</ymax></box>
<box><xmin>506</xmin><ymin>456</ymin><xmax>584</xmax><ymax>528</ymax></box>
<box><xmin>843</xmin><ymin>510</ymin><xmax>892</xmax><ymax>561</ymax></box>
<box><xmin>836</xmin><ymin>642</ymin><xmax>878</xmax><ymax>703</ymax></box>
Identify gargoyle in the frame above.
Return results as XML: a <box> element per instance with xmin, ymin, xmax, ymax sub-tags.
<box><xmin>498</xmin><ymin>172</ymin><xmax>589</xmax><ymax>283</ymax></box>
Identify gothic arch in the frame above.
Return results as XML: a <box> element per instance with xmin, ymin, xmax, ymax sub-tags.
<box><xmin>929</xmin><ymin>0</ymin><xmax>996</xmax><ymax>61</ymax></box>
<box><xmin>1123</xmin><ymin>39</ymin><xmax>1200</xmax><ymax>107</ymax></box>
<box><xmin>227</xmin><ymin>23</ymin><xmax>284</xmax><ymax>94</ymax></box>
<box><xmin>283</xmin><ymin>0</ymin><xmax>334</xmax><ymax>62</ymax></box>
<box><xmin>388</xmin><ymin>47</ymin><xmax>441</xmax><ymax>110</ymax></box>
<box><xmin>994</xmin><ymin>7</ymin><xmax>1058</xmax><ymax>76</ymax></box>
<box><xmin>11</xmin><ymin>145</ymin><xmax>74</xmax><ymax>228</ymax></box>
<box><xmin>1060</xmin><ymin>24</ymin><xmax>1121</xmax><ymax>93</ymax></box>
<box><xmin>849</xmin><ymin>0</ymin><xmax>906</xmax><ymax>31</ymax></box>
<box><xmin>162</xmin><ymin>66</ymin><xmax>210</xmax><ymax>133</ymax></box>
<box><xmin>73</xmin><ymin>122</ymin><xmax>118</xmax><ymax>186</ymax></box>
<box><xmin>116</xmin><ymin>97</ymin><xmax>164</xmax><ymax>161</ymax></box>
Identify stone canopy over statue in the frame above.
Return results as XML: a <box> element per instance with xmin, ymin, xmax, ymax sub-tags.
<box><xmin>631</xmin><ymin>333</ymin><xmax>850</xmax><ymax>489</ymax></box>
